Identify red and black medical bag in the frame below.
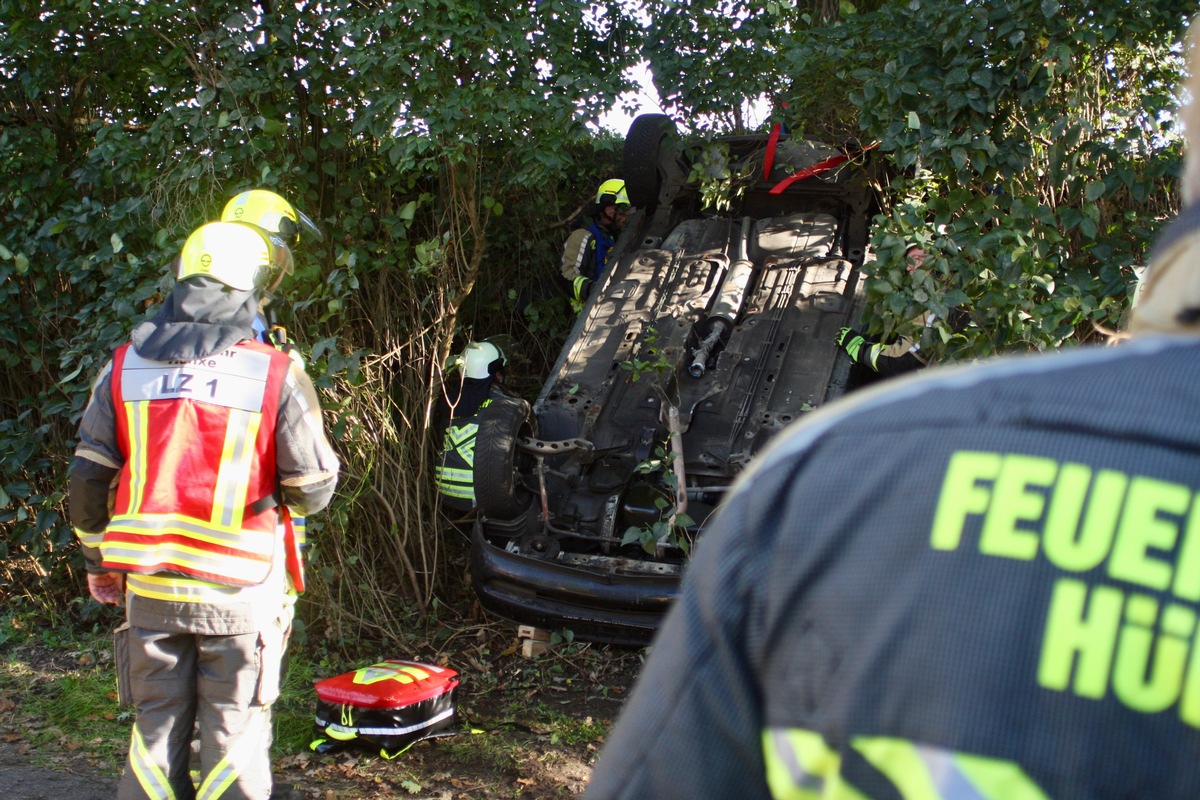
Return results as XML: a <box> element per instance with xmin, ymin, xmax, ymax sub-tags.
<box><xmin>312</xmin><ymin>660</ymin><xmax>460</xmax><ymax>758</ymax></box>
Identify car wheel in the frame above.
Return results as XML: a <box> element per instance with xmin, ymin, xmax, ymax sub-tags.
<box><xmin>623</xmin><ymin>113</ymin><xmax>675</xmax><ymax>209</ymax></box>
<box><xmin>474</xmin><ymin>396</ymin><xmax>537</xmax><ymax>520</ymax></box>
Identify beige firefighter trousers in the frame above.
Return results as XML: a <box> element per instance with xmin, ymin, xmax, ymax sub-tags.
<box><xmin>115</xmin><ymin>608</ymin><xmax>291</xmax><ymax>800</ymax></box>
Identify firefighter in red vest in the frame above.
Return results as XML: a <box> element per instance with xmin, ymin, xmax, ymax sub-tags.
<box><xmin>70</xmin><ymin>220</ymin><xmax>340</xmax><ymax>800</ymax></box>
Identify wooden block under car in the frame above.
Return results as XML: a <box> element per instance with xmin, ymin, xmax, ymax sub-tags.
<box><xmin>518</xmin><ymin>625</ymin><xmax>553</xmax><ymax>657</ymax></box>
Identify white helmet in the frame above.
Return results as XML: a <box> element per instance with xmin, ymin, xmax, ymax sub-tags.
<box><xmin>462</xmin><ymin>341</ymin><xmax>506</xmax><ymax>380</ymax></box>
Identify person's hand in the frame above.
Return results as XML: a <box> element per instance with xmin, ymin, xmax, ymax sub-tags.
<box><xmin>835</xmin><ymin>327</ymin><xmax>865</xmax><ymax>361</ymax></box>
<box><xmin>87</xmin><ymin>572</ymin><xmax>126</xmax><ymax>605</ymax></box>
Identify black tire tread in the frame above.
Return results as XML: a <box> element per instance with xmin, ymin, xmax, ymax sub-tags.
<box><xmin>474</xmin><ymin>397</ymin><xmax>536</xmax><ymax>520</ymax></box>
<box><xmin>623</xmin><ymin>113</ymin><xmax>674</xmax><ymax>209</ymax></box>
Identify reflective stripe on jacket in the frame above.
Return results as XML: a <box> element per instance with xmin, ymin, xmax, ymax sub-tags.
<box><xmin>560</xmin><ymin>221</ymin><xmax>615</xmax><ymax>283</ymax></box>
<box><xmin>763</xmin><ymin>728</ymin><xmax>1049</xmax><ymax>800</ymax></box>
<box><xmin>100</xmin><ymin>340</ymin><xmax>291</xmax><ymax>586</ymax></box>
<box><xmin>435</xmin><ymin>399</ymin><xmax>492</xmax><ymax>508</ymax></box>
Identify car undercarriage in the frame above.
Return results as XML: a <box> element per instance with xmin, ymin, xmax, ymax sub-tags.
<box><xmin>470</xmin><ymin>115</ymin><xmax>882</xmax><ymax>644</ymax></box>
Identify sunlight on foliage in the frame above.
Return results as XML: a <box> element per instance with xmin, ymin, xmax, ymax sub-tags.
<box><xmin>0</xmin><ymin>0</ymin><xmax>1190</xmax><ymax>652</ymax></box>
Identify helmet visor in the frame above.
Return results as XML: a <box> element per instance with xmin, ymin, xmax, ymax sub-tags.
<box><xmin>294</xmin><ymin>207</ymin><xmax>324</xmax><ymax>242</ymax></box>
<box><xmin>265</xmin><ymin>234</ymin><xmax>294</xmax><ymax>292</ymax></box>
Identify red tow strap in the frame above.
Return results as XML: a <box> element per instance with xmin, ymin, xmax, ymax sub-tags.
<box><xmin>768</xmin><ymin>142</ymin><xmax>879</xmax><ymax>195</ymax></box>
<box><xmin>763</xmin><ymin>122</ymin><xmax>783</xmax><ymax>180</ymax></box>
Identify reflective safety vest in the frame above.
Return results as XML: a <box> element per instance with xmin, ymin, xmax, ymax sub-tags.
<box><xmin>100</xmin><ymin>340</ymin><xmax>292</xmax><ymax>586</ymax></box>
<box><xmin>561</xmin><ymin>222</ymin><xmax>616</xmax><ymax>313</ymax></box>
<box><xmin>435</xmin><ymin>399</ymin><xmax>491</xmax><ymax>511</ymax></box>
<box><xmin>763</xmin><ymin>728</ymin><xmax>1050</xmax><ymax>800</ymax></box>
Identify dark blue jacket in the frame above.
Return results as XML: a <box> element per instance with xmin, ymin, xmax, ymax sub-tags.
<box><xmin>587</xmin><ymin>334</ymin><xmax>1200</xmax><ymax>799</ymax></box>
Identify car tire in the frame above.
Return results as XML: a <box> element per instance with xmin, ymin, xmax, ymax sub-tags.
<box><xmin>474</xmin><ymin>396</ymin><xmax>537</xmax><ymax>520</ymax></box>
<box><xmin>623</xmin><ymin>113</ymin><xmax>675</xmax><ymax>209</ymax></box>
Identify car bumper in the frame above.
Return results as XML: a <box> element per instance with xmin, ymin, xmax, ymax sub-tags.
<box><xmin>469</xmin><ymin>521</ymin><xmax>680</xmax><ymax>647</ymax></box>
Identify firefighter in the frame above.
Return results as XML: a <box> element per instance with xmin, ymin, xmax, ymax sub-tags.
<box><xmin>221</xmin><ymin>188</ymin><xmax>323</xmax><ymax>558</ymax></box>
<box><xmin>834</xmin><ymin>245</ymin><xmax>952</xmax><ymax>377</ymax></box>
<box><xmin>560</xmin><ymin>179</ymin><xmax>631</xmax><ymax>311</ymax></box>
<box><xmin>220</xmin><ymin>188</ymin><xmax>322</xmax><ymax>350</ymax></box>
<box><xmin>584</xmin><ymin>23</ymin><xmax>1200</xmax><ymax>799</ymax></box>
<box><xmin>70</xmin><ymin>220</ymin><xmax>340</xmax><ymax>800</ymax></box>
<box><xmin>221</xmin><ymin>188</ymin><xmax>322</xmax><ymax>246</ymax></box>
<box><xmin>434</xmin><ymin>339</ymin><xmax>511</xmax><ymax>513</ymax></box>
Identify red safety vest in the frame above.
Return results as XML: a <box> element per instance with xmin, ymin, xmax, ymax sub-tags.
<box><xmin>100</xmin><ymin>340</ymin><xmax>293</xmax><ymax>586</ymax></box>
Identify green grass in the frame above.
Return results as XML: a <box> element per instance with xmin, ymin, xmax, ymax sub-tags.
<box><xmin>0</xmin><ymin>622</ymin><xmax>129</xmax><ymax>774</ymax></box>
<box><xmin>274</xmin><ymin>649</ymin><xmax>324</xmax><ymax>755</ymax></box>
<box><xmin>0</xmin><ymin>612</ymin><xmax>331</xmax><ymax>766</ymax></box>
<box><xmin>0</xmin><ymin>606</ymin><xmax>638</xmax><ymax>798</ymax></box>
<box><xmin>536</xmin><ymin>705</ymin><xmax>608</xmax><ymax>747</ymax></box>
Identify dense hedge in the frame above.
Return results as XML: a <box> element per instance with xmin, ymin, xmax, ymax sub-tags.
<box><xmin>0</xmin><ymin>1</ymin><xmax>635</xmax><ymax>642</ymax></box>
<box><xmin>0</xmin><ymin>0</ymin><xmax>1192</xmax><ymax>645</ymax></box>
<box><xmin>645</xmin><ymin>0</ymin><xmax>1188</xmax><ymax>352</ymax></box>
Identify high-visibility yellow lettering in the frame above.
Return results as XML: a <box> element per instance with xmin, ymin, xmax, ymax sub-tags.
<box><xmin>1178</xmin><ymin>619</ymin><xmax>1200</xmax><ymax>726</ymax></box>
<box><xmin>1038</xmin><ymin>578</ymin><xmax>1122</xmax><ymax>698</ymax></box>
<box><xmin>930</xmin><ymin>451</ymin><xmax>1001</xmax><ymax>551</ymax></box>
<box><xmin>1108</xmin><ymin>477</ymin><xmax>1189</xmax><ymax>591</ymax></box>
<box><xmin>1043</xmin><ymin>466</ymin><xmax>1125</xmax><ymax>571</ymax></box>
<box><xmin>1038</xmin><ymin>579</ymin><xmax>1200</xmax><ymax>726</ymax></box>
<box><xmin>978</xmin><ymin>454</ymin><xmax>1056</xmax><ymax>561</ymax></box>
<box><xmin>933</xmin><ymin>451</ymin><xmax>1200</xmax><ymax>600</ymax></box>
<box><xmin>1113</xmin><ymin>596</ymin><xmax>1194</xmax><ymax>713</ymax></box>
<box><xmin>1174</xmin><ymin>495</ymin><xmax>1200</xmax><ymax>602</ymax></box>
<box><xmin>932</xmin><ymin>450</ymin><xmax>1200</xmax><ymax>731</ymax></box>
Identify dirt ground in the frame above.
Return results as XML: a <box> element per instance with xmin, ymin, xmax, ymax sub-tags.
<box><xmin>269</xmin><ymin>658</ymin><xmax>633</xmax><ymax>800</ymax></box>
<box><xmin>0</xmin><ymin>631</ymin><xmax>641</xmax><ymax>800</ymax></box>
<box><xmin>0</xmin><ymin>740</ymin><xmax>116</xmax><ymax>799</ymax></box>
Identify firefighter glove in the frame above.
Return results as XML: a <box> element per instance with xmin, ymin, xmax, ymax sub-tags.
<box><xmin>836</xmin><ymin>327</ymin><xmax>866</xmax><ymax>361</ymax></box>
<box><xmin>571</xmin><ymin>275</ymin><xmax>592</xmax><ymax>313</ymax></box>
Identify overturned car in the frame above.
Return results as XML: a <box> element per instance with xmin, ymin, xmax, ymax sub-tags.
<box><xmin>471</xmin><ymin>115</ymin><xmax>882</xmax><ymax>645</ymax></box>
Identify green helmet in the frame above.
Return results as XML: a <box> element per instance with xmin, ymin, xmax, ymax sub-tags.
<box><xmin>177</xmin><ymin>221</ymin><xmax>293</xmax><ymax>292</ymax></box>
<box><xmin>221</xmin><ymin>189</ymin><xmax>323</xmax><ymax>246</ymax></box>
<box><xmin>595</xmin><ymin>179</ymin><xmax>630</xmax><ymax>208</ymax></box>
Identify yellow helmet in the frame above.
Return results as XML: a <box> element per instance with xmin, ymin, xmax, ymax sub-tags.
<box><xmin>220</xmin><ymin>189</ymin><xmax>322</xmax><ymax>245</ymax></box>
<box><xmin>595</xmin><ymin>179</ymin><xmax>629</xmax><ymax>208</ymax></box>
<box><xmin>177</xmin><ymin>221</ymin><xmax>293</xmax><ymax>292</ymax></box>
